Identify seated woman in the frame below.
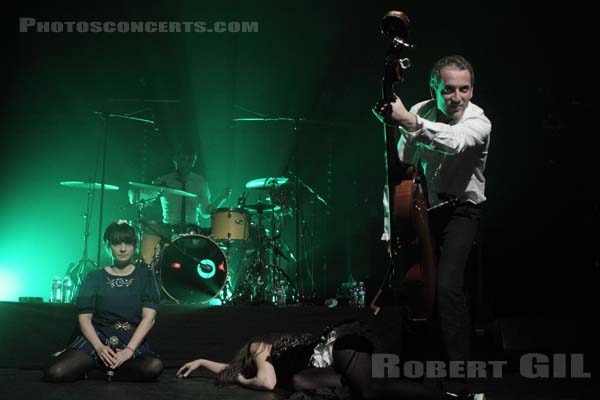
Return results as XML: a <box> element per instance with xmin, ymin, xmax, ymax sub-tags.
<box><xmin>177</xmin><ymin>320</ymin><xmax>485</xmax><ymax>400</ymax></box>
<box><xmin>44</xmin><ymin>220</ymin><xmax>163</xmax><ymax>382</ymax></box>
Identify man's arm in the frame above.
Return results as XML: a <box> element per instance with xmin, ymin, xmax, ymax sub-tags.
<box><xmin>198</xmin><ymin>186</ymin><xmax>231</xmax><ymax>218</ymax></box>
<box><xmin>374</xmin><ymin>94</ymin><xmax>422</xmax><ymax>131</ymax></box>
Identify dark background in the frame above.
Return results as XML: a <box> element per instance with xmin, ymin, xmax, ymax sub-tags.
<box><xmin>1</xmin><ymin>0</ymin><xmax>597</xmax><ymax>322</ymax></box>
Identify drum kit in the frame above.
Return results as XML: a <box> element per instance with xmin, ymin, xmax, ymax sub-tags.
<box><xmin>60</xmin><ymin>176</ymin><xmax>298</xmax><ymax>306</ymax></box>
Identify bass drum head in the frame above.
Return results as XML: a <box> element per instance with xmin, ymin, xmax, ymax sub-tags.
<box><xmin>159</xmin><ymin>234</ymin><xmax>227</xmax><ymax>304</ymax></box>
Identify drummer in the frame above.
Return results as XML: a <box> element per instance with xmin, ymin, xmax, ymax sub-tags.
<box><xmin>153</xmin><ymin>150</ymin><xmax>231</xmax><ymax>234</ymax></box>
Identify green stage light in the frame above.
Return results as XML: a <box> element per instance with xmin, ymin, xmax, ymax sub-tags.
<box><xmin>0</xmin><ymin>267</ymin><xmax>22</xmax><ymax>302</ymax></box>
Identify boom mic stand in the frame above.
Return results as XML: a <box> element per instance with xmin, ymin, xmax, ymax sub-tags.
<box><xmin>286</xmin><ymin>170</ymin><xmax>328</xmax><ymax>297</ymax></box>
<box><xmin>92</xmin><ymin>110</ymin><xmax>158</xmax><ymax>266</ymax></box>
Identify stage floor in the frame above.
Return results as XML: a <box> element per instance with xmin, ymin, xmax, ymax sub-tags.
<box><xmin>0</xmin><ymin>368</ymin><xmax>596</xmax><ymax>400</ymax></box>
<box><xmin>0</xmin><ymin>301</ymin><xmax>596</xmax><ymax>399</ymax></box>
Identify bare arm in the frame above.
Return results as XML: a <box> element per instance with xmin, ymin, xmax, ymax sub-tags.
<box><xmin>177</xmin><ymin>358</ymin><xmax>228</xmax><ymax>377</ymax></box>
<box><xmin>111</xmin><ymin>307</ymin><xmax>157</xmax><ymax>368</ymax></box>
<box><xmin>199</xmin><ymin>187</ymin><xmax>232</xmax><ymax>218</ymax></box>
<box><xmin>236</xmin><ymin>343</ymin><xmax>277</xmax><ymax>390</ymax></box>
<box><xmin>209</xmin><ymin>188</ymin><xmax>231</xmax><ymax>211</ymax></box>
<box><xmin>126</xmin><ymin>307</ymin><xmax>156</xmax><ymax>351</ymax></box>
<box><xmin>78</xmin><ymin>313</ymin><xmax>117</xmax><ymax>367</ymax></box>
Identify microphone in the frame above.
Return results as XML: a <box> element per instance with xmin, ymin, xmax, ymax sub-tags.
<box><xmin>106</xmin><ymin>336</ymin><xmax>119</xmax><ymax>382</ymax></box>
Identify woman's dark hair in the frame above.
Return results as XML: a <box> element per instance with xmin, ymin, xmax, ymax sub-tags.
<box><xmin>216</xmin><ymin>337</ymin><xmax>273</xmax><ymax>386</ymax></box>
<box><xmin>103</xmin><ymin>221</ymin><xmax>137</xmax><ymax>246</ymax></box>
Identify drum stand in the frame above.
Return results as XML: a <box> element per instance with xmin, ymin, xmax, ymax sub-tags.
<box><xmin>218</xmin><ymin>275</ymin><xmax>235</xmax><ymax>304</ymax></box>
<box><xmin>66</xmin><ymin>187</ymin><xmax>98</xmax><ymax>302</ymax></box>
<box><xmin>233</xmin><ymin>206</ymin><xmax>298</xmax><ymax>305</ymax></box>
<box><xmin>215</xmin><ymin>240</ymin><xmax>234</xmax><ymax>304</ymax></box>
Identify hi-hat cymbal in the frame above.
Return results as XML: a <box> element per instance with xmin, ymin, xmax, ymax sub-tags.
<box><xmin>244</xmin><ymin>203</ymin><xmax>282</xmax><ymax>213</ymax></box>
<box><xmin>60</xmin><ymin>181</ymin><xmax>119</xmax><ymax>191</ymax></box>
<box><xmin>245</xmin><ymin>177</ymin><xmax>289</xmax><ymax>190</ymax></box>
<box><xmin>128</xmin><ymin>181</ymin><xmax>197</xmax><ymax>198</ymax></box>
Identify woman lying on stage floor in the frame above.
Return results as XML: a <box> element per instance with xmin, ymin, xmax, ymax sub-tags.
<box><xmin>44</xmin><ymin>221</ymin><xmax>163</xmax><ymax>382</ymax></box>
<box><xmin>177</xmin><ymin>319</ymin><xmax>485</xmax><ymax>400</ymax></box>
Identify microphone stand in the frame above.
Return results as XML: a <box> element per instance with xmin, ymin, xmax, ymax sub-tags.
<box><xmin>96</xmin><ymin>112</ymin><xmax>109</xmax><ymax>267</ymax></box>
<box><xmin>93</xmin><ymin>110</ymin><xmax>157</xmax><ymax>266</ymax></box>
<box><xmin>292</xmin><ymin>119</ymin><xmax>301</xmax><ymax>298</ymax></box>
<box><xmin>287</xmin><ymin>170</ymin><xmax>329</xmax><ymax>298</ymax></box>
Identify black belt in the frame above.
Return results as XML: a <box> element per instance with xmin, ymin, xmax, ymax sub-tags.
<box><xmin>98</xmin><ymin>322</ymin><xmax>137</xmax><ymax>331</ymax></box>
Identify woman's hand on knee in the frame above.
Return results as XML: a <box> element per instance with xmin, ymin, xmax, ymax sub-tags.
<box><xmin>112</xmin><ymin>347</ymin><xmax>134</xmax><ymax>369</ymax></box>
<box><xmin>95</xmin><ymin>344</ymin><xmax>118</xmax><ymax>368</ymax></box>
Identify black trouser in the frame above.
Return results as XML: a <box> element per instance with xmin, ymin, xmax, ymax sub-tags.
<box><xmin>430</xmin><ymin>202</ymin><xmax>481</xmax><ymax>363</ymax></box>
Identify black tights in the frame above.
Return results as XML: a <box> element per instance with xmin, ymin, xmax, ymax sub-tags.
<box><xmin>44</xmin><ymin>349</ymin><xmax>163</xmax><ymax>382</ymax></box>
<box><xmin>292</xmin><ymin>348</ymin><xmax>451</xmax><ymax>400</ymax></box>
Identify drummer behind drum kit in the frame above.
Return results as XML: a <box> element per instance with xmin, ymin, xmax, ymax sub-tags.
<box><xmin>65</xmin><ymin>177</ymin><xmax>298</xmax><ymax>306</ymax></box>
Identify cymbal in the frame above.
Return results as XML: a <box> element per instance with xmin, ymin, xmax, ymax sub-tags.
<box><xmin>245</xmin><ymin>177</ymin><xmax>289</xmax><ymax>190</ymax></box>
<box><xmin>128</xmin><ymin>181</ymin><xmax>197</xmax><ymax>198</ymax></box>
<box><xmin>245</xmin><ymin>203</ymin><xmax>282</xmax><ymax>213</ymax></box>
<box><xmin>60</xmin><ymin>181</ymin><xmax>119</xmax><ymax>191</ymax></box>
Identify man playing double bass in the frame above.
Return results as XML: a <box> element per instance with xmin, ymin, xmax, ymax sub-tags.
<box><xmin>375</xmin><ymin>55</ymin><xmax>492</xmax><ymax>389</ymax></box>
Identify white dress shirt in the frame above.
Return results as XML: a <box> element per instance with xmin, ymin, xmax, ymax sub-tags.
<box><xmin>382</xmin><ymin>100</ymin><xmax>491</xmax><ymax>240</ymax></box>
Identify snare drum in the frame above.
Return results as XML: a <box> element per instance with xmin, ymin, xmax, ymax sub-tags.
<box><xmin>159</xmin><ymin>234</ymin><xmax>227</xmax><ymax>304</ymax></box>
<box><xmin>210</xmin><ymin>208</ymin><xmax>249</xmax><ymax>241</ymax></box>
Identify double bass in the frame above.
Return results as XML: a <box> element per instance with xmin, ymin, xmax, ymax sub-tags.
<box><xmin>370</xmin><ymin>11</ymin><xmax>437</xmax><ymax>321</ymax></box>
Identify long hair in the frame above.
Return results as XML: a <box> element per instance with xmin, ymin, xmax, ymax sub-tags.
<box><xmin>216</xmin><ymin>336</ymin><xmax>274</xmax><ymax>386</ymax></box>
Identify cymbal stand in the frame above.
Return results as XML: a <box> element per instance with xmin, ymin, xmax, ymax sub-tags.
<box><xmin>129</xmin><ymin>191</ymin><xmax>162</xmax><ymax>266</ymax></box>
<box><xmin>264</xmin><ymin>196</ymin><xmax>299</xmax><ymax>304</ymax></box>
<box><xmin>265</xmin><ymin>179</ymin><xmax>281</xmax><ymax>268</ymax></box>
<box><xmin>66</xmin><ymin>184</ymin><xmax>98</xmax><ymax>302</ymax></box>
<box><xmin>250</xmin><ymin>201</ymin><xmax>267</xmax><ymax>267</ymax></box>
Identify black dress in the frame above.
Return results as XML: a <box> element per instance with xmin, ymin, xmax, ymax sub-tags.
<box><xmin>266</xmin><ymin>320</ymin><xmax>379</xmax><ymax>390</ymax></box>
<box><xmin>71</xmin><ymin>266</ymin><xmax>161</xmax><ymax>359</ymax></box>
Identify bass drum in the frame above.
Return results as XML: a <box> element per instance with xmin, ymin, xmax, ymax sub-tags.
<box><xmin>159</xmin><ymin>234</ymin><xmax>227</xmax><ymax>304</ymax></box>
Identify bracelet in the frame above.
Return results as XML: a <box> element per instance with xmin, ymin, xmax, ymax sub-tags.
<box><xmin>126</xmin><ymin>346</ymin><xmax>136</xmax><ymax>353</ymax></box>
